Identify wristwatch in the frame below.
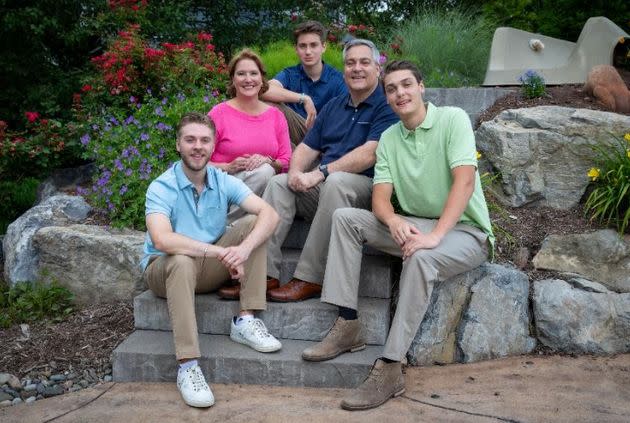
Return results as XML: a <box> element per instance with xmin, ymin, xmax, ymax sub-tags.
<box><xmin>318</xmin><ymin>164</ymin><xmax>329</xmax><ymax>179</ymax></box>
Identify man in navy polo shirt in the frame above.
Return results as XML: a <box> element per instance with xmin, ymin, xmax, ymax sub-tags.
<box><xmin>261</xmin><ymin>20</ymin><xmax>347</xmax><ymax>142</ymax></box>
<box><xmin>262</xmin><ymin>39</ymin><xmax>398</xmax><ymax>302</ymax></box>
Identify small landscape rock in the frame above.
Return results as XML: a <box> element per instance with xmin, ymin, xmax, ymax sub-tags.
<box><xmin>41</xmin><ymin>385</ymin><xmax>64</xmax><ymax>398</ymax></box>
<box><xmin>23</xmin><ymin>383</ymin><xmax>37</xmax><ymax>392</ymax></box>
<box><xmin>12</xmin><ymin>397</ymin><xmax>22</xmax><ymax>405</ymax></box>
<box><xmin>0</xmin><ymin>400</ymin><xmax>12</xmax><ymax>408</ymax></box>
<box><xmin>50</xmin><ymin>374</ymin><xmax>66</xmax><ymax>382</ymax></box>
<box><xmin>3</xmin><ymin>388</ymin><xmax>19</xmax><ymax>398</ymax></box>
<box><xmin>104</xmin><ymin>375</ymin><xmax>113</xmax><ymax>382</ymax></box>
<box><xmin>0</xmin><ymin>374</ymin><xmax>21</xmax><ymax>391</ymax></box>
<box><xmin>25</xmin><ymin>396</ymin><xmax>36</xmax><ymax>404</ymax></box>
<box><xmin>0</xmin><ymin>392</ymin><xmax>13</xmax><ymax>402</ymax></box>
<box><xmin>79</xmin><ymin>379</ymin><xmax>89</xmax><ymax>388</ymax></box>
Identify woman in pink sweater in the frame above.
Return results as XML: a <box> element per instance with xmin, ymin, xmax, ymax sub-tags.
<box><xmin>208</xmin><ymin>49</ymin><xmax>291</xmax><ymax>222</ymax></box>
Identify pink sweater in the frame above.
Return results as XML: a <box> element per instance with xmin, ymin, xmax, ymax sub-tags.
<box><xmin>208</xmin><ymin>102</ymin><xmax>292</xmax><ymax>172</ymax></box>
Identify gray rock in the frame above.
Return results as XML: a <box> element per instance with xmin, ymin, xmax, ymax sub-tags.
<box><xmin>33</xmin><ymin>224</ymin><xmax>145</xmax><ymax>304</ymax></box>
<box><xmin>0</xmin><ymin>400</ymin><xmax>12</xmax><ymax>407</ymax></box>
<box><xmin>25</xmin><ymin>396</ymin><xmax>36</xmax><ymax>404</ymax></box>
<box><xmin>36</xmin><ymin>163</ymin><xmax>95</xmax><ymax>203</ymax></box>
<box><xmin>3</xmin><ymin>388</ymin><xmax>19</xmax><ymax>398</ymax></box>
<box><xmin>407</xmin><ymin>263</ymin><xmax>534</xmax><ymax>365</ymax></box>
<box><xmin>476</xmin><ymin>106</ymin><xmax>630</xmax><ymax>209</ymax></box>
<box><xmin>40</xmin><ymin>384</ymin><xmax>64</xmax><ymax>398</ymax></box>
<box><xmin>533</xmin><ymin>279</ymin><xmax>630</xmax><ymax>354</ymax></box>
<box><xmin>0</xmin><ymin>374</ymin><xmax>21</xmax><ymax>391</ymax></box>
<box><xmin>49</xmin><ymin>374</ymin><xmax>66</xmax><ymax>382</ymax></box>
<box><xmin>3</xmin><ymin>195</ymin><xmax>91</xmax><ymax>284</ymax></box>
<box><xmin>104</xmin><ymin>375</ymin><xmax>113</xmax><ymax>382</ymax></box>
<box><xmin>79</xmin><ymin>379</ymin><xmax>89</xmax><ymax>388</ymax></box>
<box><xmin>458</xmin><ymin>265</ymin><xmax>536</xmax><ymax>362</ymax></box>
<box><xmin>0</xmin><ymin>392</ymin><xmax>13</xmax><ymax>402</ymax></box>
<box><xmin>11</xmin><ymin>397</ymin><xmax>22</xmax><ymax>405</ymax></box>
<box><xmin>424</xmin><ymin>87</ymin><xmax>513</xmax><ymax>125</ymax></box>
<box><xmin>533</xmin><ymin>230</ymin><xmax>630</xmax><ymax>293</ymax></box>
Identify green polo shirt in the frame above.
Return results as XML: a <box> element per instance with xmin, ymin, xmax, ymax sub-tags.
<box><xmin>374</xmin><ymin>102</ymin><xmax>494</xmax><ymax>253</ymax></box>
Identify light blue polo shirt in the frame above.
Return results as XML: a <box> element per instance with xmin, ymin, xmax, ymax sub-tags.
<box><xmin>140</xmin><ymin>161</ymin><xmax>251</xmax><ymax>270</ymax></box>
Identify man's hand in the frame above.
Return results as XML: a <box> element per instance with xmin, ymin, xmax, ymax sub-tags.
<box><xmin>401</xmin><ymin>230</ymin><xmax>442</xmax><ymax>260</ymax></box>
<box><xmin>303</xmin><ymin>95</ymin><xmax>317</xmax><ymax>129</ymax></box>
<box><xmin>228</xmin><ymin>263</ymin><xmax>244</xmax><ymax>280</ymax></box>
<box><xmin>288</xmin><ymin>169</ymin><xmax>323</xmax><ymax>192</ymax></box>
<box><xmin>218</xmin><ymin>245</ymin><xmax>252</xmax><ymax>270</ymax></box>
<box><xmin>387</xmin><ymin>215</ymin><xmax>415</xmax><ymax>246</ymax></box>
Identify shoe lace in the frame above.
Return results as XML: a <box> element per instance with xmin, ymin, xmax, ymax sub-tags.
<box><xmin>188</xmin><ymin>367</ymin><xmax>208</xmax><ymax>392</ymax></box>
<box><xmin>248</xmin><ymin>318</ymin><xmax>272</xmax><ymax>338</ymax></box>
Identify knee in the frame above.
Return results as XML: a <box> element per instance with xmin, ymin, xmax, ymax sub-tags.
<box><xmin>332</xmin><ymin>207</ymin><xmax>367</xmax><ymax>225</ymax></box>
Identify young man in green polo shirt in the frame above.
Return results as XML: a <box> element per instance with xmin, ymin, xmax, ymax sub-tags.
<box><xmin>301</xmin><ymin>60</ymin><xmax>494</xmax><ymax>410</ymax></box>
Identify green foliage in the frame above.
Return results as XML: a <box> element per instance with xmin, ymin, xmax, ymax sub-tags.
<box><xmin>79</xmin><ymin>89</ymin><xmax>225</xmax><ymax>230</ymax></box>
<box><xmin>387</xmin><ymin>8</ymin><xmax>494</xmax><ymax>87</ymax></box>
<box><xmin>0</xmin><ymin>177</ymin><xmax>39</xmax><ymax>235</ymax></box>
<box><xmin>258</xmin><ymin>40</ymin><xmax>344</xmax><ymax>78</ymax></box>
<box><xmin>0</xmin><ymin>280</ymin><xmax>74</xmax><ymax>328</ymax></box>
<box><xmin>518</xmin><ymin>69</ymin><xmax>546</xmax><ymax>99</ymax></box>
<box><xmin>584</xmin><ymin>133</ymin><xmax>630</xmax><ymax>234</ymax></box>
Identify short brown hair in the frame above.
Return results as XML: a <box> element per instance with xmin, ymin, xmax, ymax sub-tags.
<box><xmin>226</xmin><ymin>49</ymin><xmax>269</xmax><ymax>98</ymax></box>
<box><xmin>383</xmin><ymin>60</ymin><xmax>424</xmax><ymax>84</ymax></box>
<box><xmin>176</xmin><ymin>112</ymin><xmax>215</xmax><ymax>139</ymax></box>
<box><xmin>293</xmin><ymin>20</ymin><xmax>327</xmax><ymax>44</ymax></box>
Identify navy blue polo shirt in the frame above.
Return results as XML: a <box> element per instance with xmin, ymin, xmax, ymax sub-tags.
<box><xmin>303</xmin><ymin>85</ymin><xmax>398</xmax><ymax>177</ymax></box>
<box><xmin>274</xmin><ymin>62</ymin><xmax>347</xmax><ymax>118</ymax></box>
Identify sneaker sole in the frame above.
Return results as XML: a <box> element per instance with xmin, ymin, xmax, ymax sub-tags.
<box><xmin>340</xmin><ymin>387</ymin><xmax>406</xmax><ymax>411</ymax></box>
<box><xmin>302</xmin><ymin>343</ymin><xmax>366</xmax><ymax>362</ymax></box>
<box><xmin>183</xmin><ymin>397</ymin><xmax>215</xmax><ymax>408</ymax></box>
<box><xmin>230</xmin><ymin>333</ymin><xmax>282</xmax><ymax>353</ymax></box>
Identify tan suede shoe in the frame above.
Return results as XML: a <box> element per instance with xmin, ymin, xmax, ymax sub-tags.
<box><xmin>341</xmin><ymin>359</ymin><xmax>405</xmax><ymax>411</ymax></box>
<box><xmin>302</xmin><ymin>317</ymin><xmax>366</xmax><ymax>361</ymax></box>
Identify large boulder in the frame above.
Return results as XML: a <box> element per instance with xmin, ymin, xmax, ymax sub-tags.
<box><xmin>533</xmin><ymin>230</ymin><xmax>630</xmax><ymax>293</ymax></box>
<box><xmin>476</xmin><ymin>106</ymin><xmax>630</xmax><ymax>209</ymax></box>
<box><xmin>533</xmin><ymin>278</ymin><xmax>630</xmax><ymax>354</ymax></box>
<box><xmin>407</xmin><ymin>263</ymin><xmax>535</xmax><ymax>365</ymax></box>
<box><xmin>3</xmin><ymin>195</ymin><xmax>91</xmax><ymax>284</ymax></box>
<box><xmin>32</xmin><ymin>224</ymin><xmax>145</xmax><ymax>305</ymax></box>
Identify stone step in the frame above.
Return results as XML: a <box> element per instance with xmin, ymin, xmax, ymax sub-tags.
<box><xmin>113</xmin><ymin>330</ymin><xmax>382</xmax><ymax>388</ymax></box>
<box><xmin>280</xmin><ymin>248</ymin><xmax>393</xmax><ymax>299</ymax></box>
<box><xmin>134</xmin><ymin>290</ymin><xmax>391</xmax><ymax>345</ymax></box>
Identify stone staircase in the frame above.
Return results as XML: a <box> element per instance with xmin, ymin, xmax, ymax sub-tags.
<box><xmin>112</xmin><ymin>220</ymin><xmax>396</xmax><ymax>388</ymax></box>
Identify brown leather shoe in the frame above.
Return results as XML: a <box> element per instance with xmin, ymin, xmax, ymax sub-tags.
<box><xmin>267</xmin><ymin>278</ymin><xmax>322</xmax><ymax>302</ymax></box>
<box><xmin>217</xmin><ymin>277</ymin><xmax>280</xmax><ymax>300</ymax></box>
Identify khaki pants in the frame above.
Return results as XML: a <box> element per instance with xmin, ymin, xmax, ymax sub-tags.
<box><xmin>228</xmin><ymin>164</ymin><xmax>275</xmax><ymax>223</ymax></box>
<box><xmin>262</xmin><ymin>172</ymin><xmax>373</xmax><ymax>283</ymax></box>
<box><xmin>145</xmin><ymin>215</ymin><xmax>267</xmax><ymax>360</ymax></box>
<box><xmin>321</xmin><ymin>208</ymin><xmax>488</xmax><ymax>361</ymax></box>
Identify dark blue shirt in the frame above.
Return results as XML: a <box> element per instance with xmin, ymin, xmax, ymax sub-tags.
<box><xmin>303</xmin><ymin>85</ymin><xmax>398</xmax><ymax>177</ymax></box>
<box><xmin>274</xmin><ymin>62</ymin><xmax>347</xmax><ymax>119</ymax></box>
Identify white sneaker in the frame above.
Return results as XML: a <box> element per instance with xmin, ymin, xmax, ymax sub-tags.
<box><xmin>176</xmin><ymin>364</ymin><xmax>215</xmax><ymax>407</ymax></box>
<box><xmin>230</xmin><ymin>317</ymin><xmax>282</xmax><ymax>352</ymax></box>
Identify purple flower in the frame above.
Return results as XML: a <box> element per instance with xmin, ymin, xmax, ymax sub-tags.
<box><xmin>379</xmin><ymin>53</ymin><xmax>387</xmax><ymax>65</ymax></box>
<box><xmin>156</xmin><ymin>122</ymin><xmax>172</xmax><ymax>131</ymax></box>
<box><xmin>161</xmin><ymin>97</ymin><xmax>168</xmax><ymax>105</ymax></box>
<box><xmin>176</xmin><ymin>93</ymin><xmax>185</xmax><ymax>101</ymax></box>
<box><xmin>124</xmin><ymin>115</ymin><xmax>136</xmax><ymax>125</ymax></box>
<box><xmin>119</xmin><ymin>185</ymin><xmax>128</xmax><ymax>195</ymax></box>
<box><xmin>146</xmin><ymin>88</ymin><xmax>153</xmax><ymax>95</ymax></box>
<box><xmin>203</xmin><ymin>96</ymin><xmax>210</xmax><ymax>103</ymax></box>
<box><xmin>158</xmin><ymin>148</ymin><xmax>165</xmax><ymax>159</ymax></box>
<box><xmin>114</xmin><ymin>159</ymin><xmax>124</xmax><ymax>171</ymax></box>
<box><xmin>140</xmin><ymin>132</ymin><xmax>150</xmax><ymax>141</ymax></box>
<box><xmin>121</xmin><ymin>148</ymin><xmax>130</xmax><ymax>158</ymax></box>
<box><xmin>212</xmin><ymin>90</ymin><xmax>219</xmax><ymax>98</ymax></box>
<box><xmin>125</xmin><ymin>168</ymin><xmax>133</xmax><ymax>176</ymax></box>
<box><xmin>109</xmin><ymin>116</ymin><xmax>120</xmax><ymax>125</ymax></box>
<box><xmin>80</xmin><ymin>134</ymin><xmax>90</xmax><ymax>146</ymax></box>
<box><xmin>91</xmin><ymin>124</ymin><xmax>99</xmax><ymax>131</ymax></box>
<box><xmin>154</xmin><ymin>106</ymin><xmax>165</xmax><ymax>117</ymax></box>
<box><xmin>76</xmin><ymin>187</ymin><xmax>88</xmax><ymax>196</ymax></box>
<box><xmin>130</xmin><ymin>96</ymin><xmax>137</xmax><ymax>104</ymax></box>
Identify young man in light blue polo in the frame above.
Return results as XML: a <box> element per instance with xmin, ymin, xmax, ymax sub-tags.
<box><xmin>302</xmin><ymin>60</ymin><xmax>494</xmax><ymax>410</ymax></box>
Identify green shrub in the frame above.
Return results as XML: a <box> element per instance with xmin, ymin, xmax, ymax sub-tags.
<box><xmin>258</xmin><ymin>40</ymin><xmax>344</xmax><ymax>78</ymax></box>
<box><xmin>387</xmin><ymin>8</ymin><xmax>494</xmax><ymax>87</ymax></box>
<box><xmin>0</xmin><ymin>177</ymin><xmax>39</xmax><ymax>235</ymax></box>
<box><xmin>79</xmin><ymin>89</ymin><xmax>225</xmax><ymax>230</ymax></box>
<box><xmin>518</xmin><ymin>69</ymin><xmax>546</xmax><ymax>99</ymax></box>
<box><xmin>0</xmin><ymin>280</ymin><xmax>74</xmax><ymax>328</ymax></box>
<box><xmin>584</xmin><ymin>133</ymin><xmax>630</xmax><ymax>234</ymax></box>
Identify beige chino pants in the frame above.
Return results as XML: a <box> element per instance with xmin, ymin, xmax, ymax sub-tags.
<box><xmin>321</xmin><ymin>208</ymin><xmax>488</xmax><ymax>361</ymax></box>
<box><xmin>145</xmin><ymin>215</ymin><xmax>267</xmax><ymax>360</ymax></box>
<box><xmin>228</xmin><ymin>163</ymin><xmax>275</xmax><ymax>224</ymax></box>
<box><xmin>262</xmin><ymin>172</ymin><xmax>373</xmax><ymax>284</ymax></box>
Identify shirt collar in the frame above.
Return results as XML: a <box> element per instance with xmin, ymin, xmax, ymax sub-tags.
<box><xmin>400</xmin><ymin>102</ymin><xmax>436</xmax><ymax>138</ymax></box>
<box><xmin>345</xmin><ymin>84</ymin><xmax>385</xmax><ymax>108</ymax></box>
<box><xmin>174</xmin><ymin>161</ymin><xmax>214</xmax><ymax>191</ymax></box>
<box><xmin>299</xmin><ymin>62</ymin><xmax>331</xmax><ymax>83</ymax></box>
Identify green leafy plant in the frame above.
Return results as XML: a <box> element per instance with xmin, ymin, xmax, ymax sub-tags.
<box><xmin>518</xmin><ymin>69</ymin><xmax>546</xmax><ymax>99</ymax></box>
<box><xmin>79</xmin><ymin>89</ymin><xmax>225</xmax><ymax>230</ymax></box>
<box><xmin>0</xmin><ymin>280</ymin><xmax>74</xmax><ymax>328</ymax></box>
<box><xmin>584</xmin><ymin>133</ymin><xmax>630</xmax><ymax>234</ymax></box>
<box><xmin>387</xmin><ymin>8</ymin><xmax>493</xmax><ymax>87</ymax></box>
